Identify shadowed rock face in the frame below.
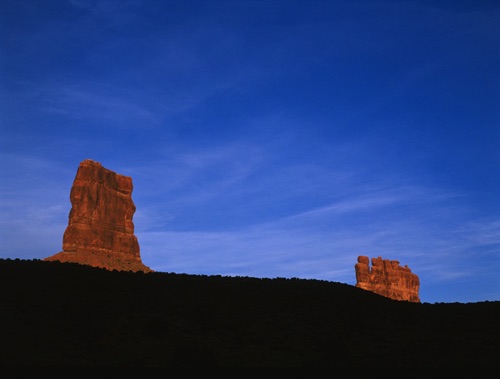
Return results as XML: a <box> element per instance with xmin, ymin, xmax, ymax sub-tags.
<box><xmin>45</xmin><ymin>159</ymin><xmax>152</xmax><ymax>273</ymax></box>
<box><xmin>355</xmin><ymin>255</ymin><xmax>420</xmax><ymax>302</ymax></box>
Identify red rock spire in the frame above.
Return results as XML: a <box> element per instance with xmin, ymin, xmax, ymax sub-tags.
<box><xmin>45</xmin><ymin>159</ymin><xmax>153</xmax><ymax>273</ymax></box>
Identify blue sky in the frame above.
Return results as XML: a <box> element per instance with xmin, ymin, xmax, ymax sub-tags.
<box><xmin>1</xmin><ymin>0</ymin><xmax>498</xmax><ymax>304</ymax></box>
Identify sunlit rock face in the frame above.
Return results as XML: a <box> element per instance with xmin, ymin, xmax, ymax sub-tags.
<box><xmin>355</xmin><ymin>255</ymin><xmax>420</xmax><ymax>302</ymax></box>
<box><xmin>45</xmin><ymin>159</ymin><xmax>153</xmax><ymax>273</ymax></box>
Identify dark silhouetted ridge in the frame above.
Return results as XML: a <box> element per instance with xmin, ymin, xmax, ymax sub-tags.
<box><xmin>0</xmin><ymin>258</ymin><xmax>498</xmax><ymax>367</ymax></box>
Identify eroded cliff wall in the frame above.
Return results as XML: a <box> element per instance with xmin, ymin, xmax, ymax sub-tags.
<box><xmin>355</xmin><ymin>255</ymin><xmax>420</xmax><ymax>302</ymax></box>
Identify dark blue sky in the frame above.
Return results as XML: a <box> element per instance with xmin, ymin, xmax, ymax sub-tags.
<box><xmin>1</xmin><ymin>0</ymin><xmax>498</xmax><ymax>303</ymax></box>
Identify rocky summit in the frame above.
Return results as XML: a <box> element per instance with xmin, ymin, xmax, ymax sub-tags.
<box><xmin>355</xmin><ymin>255</ymin><xmax>420</xmax><ymax>302</ymax></box>
<box><xmin>44</xmin><ymin>159</ymin><xmax>152</xmax><ymax>273</ymax></box>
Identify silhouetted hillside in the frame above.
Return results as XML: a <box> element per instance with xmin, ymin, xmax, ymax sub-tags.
<box><xmin>0</xmin><ymin>258</ymin><xmax>498</xmax><ymax>367</ymax></box>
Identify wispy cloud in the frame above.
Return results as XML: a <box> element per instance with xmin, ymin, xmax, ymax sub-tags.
<box><xmin>138</xmin><ymin>227</ymin><xmax>356</xmax><ymax>282</ymax></box>
<box><xmin>284</xmin><ymin>188</ymin><xmax>420</xmax><ymax>220</ymax></box>
<box><xmin>136</xmin><ymin>175</ymin><xmax>457</xmax><ymax>271</ymax></box>
<box><xmin>454</xmin><ymin>219</ymin><xmax>500</xmax><ymax>249</ymax></box>
<box><xmin>131</xmin><ymin>148</ymin><xmax>499</xmax><ymax>303</ymax></box>
<box><xmin>138</xmin><ymin>208</ymin><xmax>500</xmax><ymax>303</ymax></box>
<box><xmin>0</xmin><ymin>153</ymin><xmax>71</xmax><ymax>258</ymax></box>
<box><xmin>130</xmin><ymin>143</ymin><xmax>267</xmax><ymax>204</ymax></box>
<box><xmin>36</xmin><ymin>81</ymin><xmax>161</xmax><ymax>127</ymax></box>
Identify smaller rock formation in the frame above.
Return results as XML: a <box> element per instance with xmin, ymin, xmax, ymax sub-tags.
<box><xmin>45</xmin><ymin>159</ymin><xmax>152</xmax><ymax>273</ymax></box>
<box><xmin>355</xmin><ymin>256</ymin><xmax>420</xmax><ymax>302</ymax></box>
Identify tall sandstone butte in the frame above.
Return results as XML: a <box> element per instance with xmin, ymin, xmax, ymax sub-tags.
<box><xmin>45</xmin><ymin>159</ymin><xmax>152</xmax><ymax>273</ymax></box>
<box><xmin>355</xmin><ymin>255</ymin><xmax>420</xmax><ymax>303</ymax></box>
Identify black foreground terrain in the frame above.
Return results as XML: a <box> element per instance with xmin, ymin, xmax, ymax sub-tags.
<box><xmin>0</xmin><ymin>258</ymin><xmax>498</xmax><ymax>367</ymax></box>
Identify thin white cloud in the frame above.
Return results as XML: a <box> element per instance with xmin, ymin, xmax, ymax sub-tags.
<box><xmin>454</xmin><ymin>219</ymin><xmax>500</xmax><ymax>248</ymax></box>
<box><xmin>138</xmin><ymin>210</ymin><xmax>500</xmax><ymax>303</ymax></box>
<box><xmin>131</xmin><ymin>154</ymin><xmax>499</xmax><ymax>303</ymax></box>
<box><xmin>0</xmin><ymin>153</ymin><xmax>72</xmax><ymax>259</ymax></box>
<box><xmin>37</xmin><ymin>82</ymin><xmax>161</xmax><ymax>126</ymax></box>
<box><xmin>130</xmin><ymin>143</ymin><xmax>268</xmax><ymax>208</ymax></box>
<box><xmin>138</xmin><ymin>227</ymin><xmax>357</xmax><ymax>282</ymax></box>
<box><xmin>137</xmin><ymin>185</ymin><xmax>432</xmax><ymax>274</ymax></box>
